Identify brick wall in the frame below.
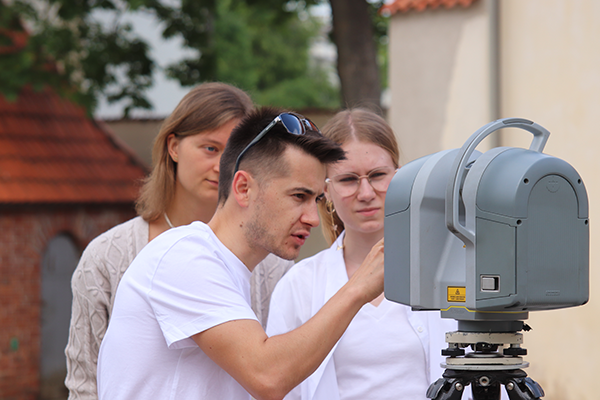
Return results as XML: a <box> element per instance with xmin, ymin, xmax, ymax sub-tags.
<box><xmin>0</xmin><ymin>204</ymin><xmax>136</xmax><ymax>400</ymax></box>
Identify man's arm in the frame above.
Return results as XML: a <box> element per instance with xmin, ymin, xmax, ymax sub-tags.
<box><xmin>193</xmin><ymin>239</ymin><xmax>384</xmax><ymax>400</ymax></box>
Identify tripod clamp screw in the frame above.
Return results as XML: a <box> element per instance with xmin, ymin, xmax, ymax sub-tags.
<box><xmin>442</xmin><ymin>344</ymin><xmax>465</xmax><ymax>357</ymax></box>
<box><xmin>504</xmin><ymin>345</ymin><xmax>528</xmax><ymax>356</ymax></box>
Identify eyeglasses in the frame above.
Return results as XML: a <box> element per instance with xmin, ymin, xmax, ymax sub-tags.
<box><xmin>326</xmin><ymin>167</ymin><xmax>396</xmax><ymax>197</ymax></box>
<box><xmin>233</xmin><ymin>113</ymin><xmax>321</xmax><ymax>174</ymax></box>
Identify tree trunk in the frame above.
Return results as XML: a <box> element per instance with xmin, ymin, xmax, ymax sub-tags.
<box><xmin>330</xmin><ymin>0</ymin><xmax>381</xmax><ymax>109</ymax></box>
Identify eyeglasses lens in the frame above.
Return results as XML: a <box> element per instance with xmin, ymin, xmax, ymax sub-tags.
<box><xmin>329</xmin><ymin>168</ymin><xmax>394</xmax><ymax>197</ymax></box>
<box><xmin>280</xmin><ymin>113</ymin><xmax>304</xmax><ymax>135</ymax></box>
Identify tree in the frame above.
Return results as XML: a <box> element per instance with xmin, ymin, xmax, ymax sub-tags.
<box><xmin>247</xmin><ymin>0</ymin><xmax>389</xmax><ymax>110</ymax></box>
<box><xmin>166</xmin><ymin>0</ymin><xmax>340</xmax><ymax>109</ymax></box>
<box><xmin>329</xmin><ymin>0</ymin><xmax>381</xmax><ymax>108</ymax></box>
<box><xmin>0</xmin><ymin>0</ymin><xmax>340</xmax><ymax>116</ymax></box>
<box><xmin>0</xmin><ymin>0</ymin><xmax>156</xmax><ymax>115</ymax></box>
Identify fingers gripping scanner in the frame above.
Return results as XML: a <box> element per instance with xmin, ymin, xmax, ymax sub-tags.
<box><xmin>384</xmin><ymin>118</ymin><xmax>589</xmax><ymax>400</ymax></box>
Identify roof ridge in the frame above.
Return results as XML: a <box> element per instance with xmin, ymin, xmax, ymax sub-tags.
<box><xmin>380</xmin><ymin>0</ymin><xmax>478</xmax><ymax>16</ymax></box>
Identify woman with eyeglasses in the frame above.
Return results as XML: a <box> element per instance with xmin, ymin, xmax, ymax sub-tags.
<box><xmin>266</xmin><ymin>108</ymin><xmax>455</xmax><ymax>400</ymax></box>
<box><xmin>65</xmin><ymin>83</ymin><xmax>293</xmax><ymax>400</ymax></box>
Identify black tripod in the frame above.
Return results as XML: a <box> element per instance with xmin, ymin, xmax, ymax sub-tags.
<box><xmin>426</xmin><ymin>323</ymin><xmax>545</xmax><ymax>400</ymax></box>
<box><xmin>427</xmin><ymin>368</ymin><xmax>544</xmax><ymax>400</ymax></box>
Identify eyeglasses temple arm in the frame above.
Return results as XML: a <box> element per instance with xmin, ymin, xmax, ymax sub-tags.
<box><xmin>233</xmin><ymin>116</ymin><xmax>281</xmax><ymax>173</ymax></box>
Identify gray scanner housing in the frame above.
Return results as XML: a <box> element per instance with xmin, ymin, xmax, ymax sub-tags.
<box><xmin>384</xmin><ymin>118</ymin><xmax>589</xmax><ymax>321</ymax></box>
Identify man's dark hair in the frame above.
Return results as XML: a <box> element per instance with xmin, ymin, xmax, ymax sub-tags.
<box><xmin>219</xmin><ymin>107</ymin><xmax>346</xmax><ymax>203</ymax></box>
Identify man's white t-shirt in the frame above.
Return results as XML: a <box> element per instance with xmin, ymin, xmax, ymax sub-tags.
<box><xmin>97</xmin><ymin>221</ymin><xmax>259</xmax><ymax>400</ymax></box>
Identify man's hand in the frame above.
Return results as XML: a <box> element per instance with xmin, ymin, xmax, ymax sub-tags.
<box><xmin>346</xmin><ymin>238</ymin><xmax>385</xmax><ymax>304</ymax></box>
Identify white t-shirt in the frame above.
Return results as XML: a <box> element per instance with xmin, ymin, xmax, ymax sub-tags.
<box><xmin>267</xmin><ymin>232</ymin><xmax>456</xmax><ymax>400</ymax></box>
<box><xmin>97</xmin><ymin>221</ymin><xmax>258</xmax><ymax>400</ymax></box>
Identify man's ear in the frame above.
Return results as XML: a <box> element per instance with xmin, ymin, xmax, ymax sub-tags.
<box><xmin>167</xmin><ymin>133</ymin><xmax>180</xmax><ymax>162</ymax></box>
<box><xmin>231</xmin><ymin>170</ymin><xmax>254</xmax><ymax>208</ymax></box>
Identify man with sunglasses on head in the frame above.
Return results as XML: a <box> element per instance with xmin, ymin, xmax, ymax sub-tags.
<box><xmin>97</xmin><ymin>107</ymin><xmax>386</xmax><ymax>400</ymax></box>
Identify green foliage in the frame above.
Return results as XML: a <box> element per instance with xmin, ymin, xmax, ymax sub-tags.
<box><xmin>253</xmin><ymin>71</ymin><xmax>340</xmax><ymax>109</ymax></box>
<box><xmin>318</xmin><ymin>0</ymin><xmax>389</xmax><ymax>90</ymax></box>
<box><xmin>0</xmin><ymin>2</ymin><xmax>64</xmax><ymax>101</ymax></box>
<box><xmin>368</xmin><ymin>0</ymin><xmax>390</xmax><ymax>90</ymax></box>
<box><xmin>1</xmin><ymin>0</ymin><xmax>341</xmax><ymax>115</ymax></box>
<box><xmin>160</xmin><ymin>0</ymin><xmax>217</xmax><ymax>85</ymax></box>
<box><xmin>166</xmin><ymin>0</ymin><xmax>340</xmax><ymax>109</ymax></box>
<box><xmin>0</xmin><ymin>0</ymin><xmax>155</xmax><ymax>116</ymax></box>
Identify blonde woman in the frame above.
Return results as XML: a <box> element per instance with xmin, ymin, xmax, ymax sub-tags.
<box><xmin>65</xmin><ymin>83</ymin><xmax>293</xmax><ymax>399</ymax></box>
<box><xmin>266</xmin><ymin>108</ymin><xmax>455</xmax><ymax>400</ymax></box>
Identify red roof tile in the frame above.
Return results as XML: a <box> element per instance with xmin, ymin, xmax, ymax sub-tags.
<box><xmin>0</xmin><ymin>88</ymin><xmax>148</xmax><ymax>204</ymax></box>
<box><xmin>380</xmin><ymin>0</ymin><xmax>478</xmax><ymax>16</ymax></box>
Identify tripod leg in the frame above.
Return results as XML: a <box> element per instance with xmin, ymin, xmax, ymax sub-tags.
<box><xmin>505</xmin><ymin>377</ymin><xmax>545</xmax><ymax>400</ymax></box>
<box><xmin>426</xmin><ymin>377</ymin><xmax>466</xmax><ymax>400</ymax></box>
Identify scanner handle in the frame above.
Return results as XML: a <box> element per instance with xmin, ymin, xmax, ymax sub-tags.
<box><xmin>446</xmin><ymin>118</ymin><xmax>551</xmax><ymax>243</ymax></box>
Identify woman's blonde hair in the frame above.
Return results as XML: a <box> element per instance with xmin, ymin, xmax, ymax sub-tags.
<box><xmin>135</xmin><ymin>82</ymin><xmax>253</xmax><ymax>221</ymax></box>
<box><xmin>319</xmin><ymin>108</ymin><xmax>401</xmax><ymax>245</ymax></box>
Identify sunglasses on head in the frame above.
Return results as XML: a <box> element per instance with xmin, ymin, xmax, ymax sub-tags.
<box><xmin>233</xmin><ymin>113</ymin><xmax>321</xmax><ymax>174</ymax></box>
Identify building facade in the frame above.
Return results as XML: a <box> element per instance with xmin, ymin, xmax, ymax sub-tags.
<box><xmin>0</xmin><ymin>88</ymin><xmax>147</xmax><ymax>399</ymax></box>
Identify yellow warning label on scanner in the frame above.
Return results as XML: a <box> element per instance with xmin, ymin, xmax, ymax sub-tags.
<box><xmin>447</xmin><ymin>287</ymin><xmax>466</xmax><ymax>302</ymax></box>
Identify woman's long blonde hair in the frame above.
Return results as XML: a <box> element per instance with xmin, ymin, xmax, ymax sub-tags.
<box><xmin>319</xmin><ymin>108</ymin><xmax>401</xmax><ymax>245</ymax></box>
<box><xmin>135</xmin><ymin>82</ymin><xmax>253</xmax><ymax>221</ymax></box>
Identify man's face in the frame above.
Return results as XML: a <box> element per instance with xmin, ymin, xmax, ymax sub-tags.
<box><xmin>244</xmin><ymin>146</ymin><xmax>326</xmax><ymax>260</ymax></box>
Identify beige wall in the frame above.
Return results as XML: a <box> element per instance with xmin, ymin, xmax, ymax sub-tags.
<box><xmin>103</xmin><ymin>119</ymin><xmax>164</xmax><ymax>167</ymax></box>
<box><xmin>500</xmin><ymin>1</ymin><xmax>599</xmax><ymax>398</ymax></box>
<box><xmin>388</xmin><ymin>0</ymin><xmax>492</xmax><ymax>164</ymax></box>
<box><xmin>388</xmin><ymin>1</ymin><xmax>598</xmax><ymax>398</ymax></box>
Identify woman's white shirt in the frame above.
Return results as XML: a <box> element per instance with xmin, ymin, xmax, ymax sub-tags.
<box><xmin>267</xmin><ymin>232</ymin><xmax>455</xmax><ymax>400</ymax></box>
